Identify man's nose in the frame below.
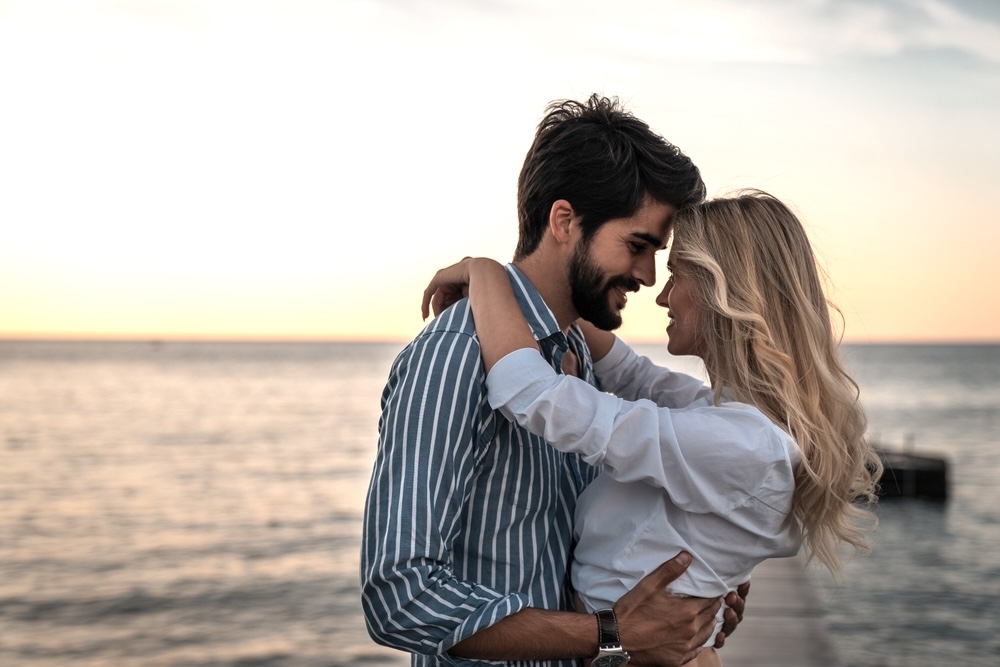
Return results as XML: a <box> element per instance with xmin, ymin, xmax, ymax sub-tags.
<box><xmin>632</xmin><ymin>254</ymin><xmax>656</xmax><ymax>287</ymax></box>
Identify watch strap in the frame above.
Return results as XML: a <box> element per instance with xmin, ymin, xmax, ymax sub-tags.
<box><xmin>595</xmin><ymin>608</ymin><xmax>621</xmax><ymax>646</ymax></box>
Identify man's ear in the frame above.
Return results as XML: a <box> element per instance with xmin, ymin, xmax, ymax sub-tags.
<box><xmin>548</xmin><ymin>199</ymin><xmax>576</xmax><ymax>244</ymax></box>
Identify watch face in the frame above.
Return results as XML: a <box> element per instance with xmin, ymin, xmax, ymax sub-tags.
<box><xmin>593</xmin><ymin>654</ymin><xmax>629</xmax><ymax>667</ymax></box>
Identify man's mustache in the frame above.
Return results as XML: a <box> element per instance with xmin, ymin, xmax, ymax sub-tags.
<box><xmin>607</xmin><ymin>277</ymin><xmax>641</xmax><ymax>293</ymax></box>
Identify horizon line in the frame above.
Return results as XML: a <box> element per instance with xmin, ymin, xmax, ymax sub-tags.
<box><xmin>2</xmin><ymin>333</ymin><xmax>999</xmax><ymax>346</ymax></box>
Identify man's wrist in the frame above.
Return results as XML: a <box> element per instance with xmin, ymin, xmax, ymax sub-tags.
<box><xmin>592</xmin><ymin>609</ymin><xmax>630</xmax><ymax>667</ymax></box>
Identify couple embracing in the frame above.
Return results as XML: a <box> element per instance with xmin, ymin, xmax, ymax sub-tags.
<box><xmin>361</xmin><ymin>95</ymin><xmax>880</xmax><ymax>667</ymax></box>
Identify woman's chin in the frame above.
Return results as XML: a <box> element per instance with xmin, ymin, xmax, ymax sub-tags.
<box><xmin>666</xmin><ymin>339</ymin><xmax>691</xmax><ymax>357</ymax></box>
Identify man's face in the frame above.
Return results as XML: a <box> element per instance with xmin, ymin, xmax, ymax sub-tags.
<box><xmin>569</xmin><ymin>199</ymin><xmax>674</xmax><ymax>331</ymax></box>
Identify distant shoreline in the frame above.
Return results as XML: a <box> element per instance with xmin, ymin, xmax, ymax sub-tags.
<box><xmin>1</xmin><ymin>336</ymin><xmax>998</xmax><ymax>347</ymax></box>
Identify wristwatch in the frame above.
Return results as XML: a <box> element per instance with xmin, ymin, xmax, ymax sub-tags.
<box><xmin>592</xmin><ymin>608</ymin><xmax>630</xmax><ymax>667</ymax></box>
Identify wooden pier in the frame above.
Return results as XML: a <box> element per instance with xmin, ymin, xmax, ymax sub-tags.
<box><xmin>722</xmin><ymin>556</ymin><xmax>840</xmax><ymax>667</ymax></box>
<box><xmin>876</xmin><ymin>448</ymin><xmax>949</xmax><ymax>499</ymax></box>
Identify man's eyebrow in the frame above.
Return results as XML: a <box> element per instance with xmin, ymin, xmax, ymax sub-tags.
<box><xmin>630</xmin><ymin>232</ymin><xmax>668</xmax><ymax>250</ymax></box>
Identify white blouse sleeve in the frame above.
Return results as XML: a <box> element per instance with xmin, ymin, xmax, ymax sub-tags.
<box><xmin>594</xmin><ymin>338</ymin><xmax>712</xmax><ymax>408</ymax></box>
<box><xmin>486</xmin><ymin>348</ymin><xmax>793</xmax><ymax>515</ymax></box>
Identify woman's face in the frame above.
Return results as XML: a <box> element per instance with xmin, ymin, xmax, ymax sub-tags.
<box><xmin>656</xmin><ymin>245</ymin><xmax>704</xmax><ymax>357</ymax></box>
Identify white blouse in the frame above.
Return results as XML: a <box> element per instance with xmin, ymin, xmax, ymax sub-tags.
<box><xmin>485</xmin><ymin>340</ymin><xmax>802</xmax><ymax>643</ymax></box>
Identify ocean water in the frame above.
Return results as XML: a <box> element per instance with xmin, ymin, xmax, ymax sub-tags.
<box><xmin>0</xmin><ymin>341</ymin><xmax>997</xmax><ymax>667</ymax></box>
<box><xmin>814</xmin><ymin>344</ymin><xmax>1000</xmax><ymax>667</ymax></box>
<box><xmin>0</xmin><ymin>341</ymin><xmax>407</xmax><ymax>667</ymax></box>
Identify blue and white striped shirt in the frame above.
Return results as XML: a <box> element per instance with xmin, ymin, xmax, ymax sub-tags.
<box><xmin>361</xmin><ymin>264</ymin><xmax>599</xmax><ymax>667</ymax></box>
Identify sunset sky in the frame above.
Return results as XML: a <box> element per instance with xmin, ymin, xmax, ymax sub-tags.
<box><xmin>1</xmin><ymin>0</ymin><xmax>998</xmax><ymax>344</ymax></box>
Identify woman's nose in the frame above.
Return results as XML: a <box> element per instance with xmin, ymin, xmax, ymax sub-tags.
<box><xmin>655</xmin><ymin>280</ymin><xmax>671</xmax><ymax>308</ymax></box>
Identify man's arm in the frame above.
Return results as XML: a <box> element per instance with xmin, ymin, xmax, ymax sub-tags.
<box><xmin>451</xmin><ymin>553</ymin><xmax>721</xmax><ymax>667</ymax></box>
<box><xmin>361</xmin><ymin>328</ymin><xmax>533</xmax><ymax>653</ymax></box>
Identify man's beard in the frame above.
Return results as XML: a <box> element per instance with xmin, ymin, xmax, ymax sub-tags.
<box><xmin>569</xmin><ymin>241</ymin><xmax>640</xmax><ymax>331</ymax></box>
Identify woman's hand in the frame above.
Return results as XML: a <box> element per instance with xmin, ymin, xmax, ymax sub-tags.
<box><xmin>421</xmin><ymin>257</ymin><xmax>504</xmax><ymax>320</ymax></box>
<box><xmin>422</xmin><ymin>257</ymin><xmax>536</xmax><ymax>372</ymax></box>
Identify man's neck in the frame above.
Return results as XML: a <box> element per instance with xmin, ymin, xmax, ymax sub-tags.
<box><xmin>512</xmin><ymin>254</ymin><xmax>579</xmax><ymax>333</ymax></box>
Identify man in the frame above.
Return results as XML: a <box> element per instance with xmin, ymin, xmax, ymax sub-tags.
<box><xmin>361</xmin><ymin>95</ymin><xmax>745</xmax><ymax>666</ymax></box>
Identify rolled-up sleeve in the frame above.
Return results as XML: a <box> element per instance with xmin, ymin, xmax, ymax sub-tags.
<box><xmin>361</xmin><ymin>331</ymin><xmax>530</xmax><ymax>657</ymax></box>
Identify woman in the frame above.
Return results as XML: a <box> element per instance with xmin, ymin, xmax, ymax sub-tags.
<box><xmin>422</xmin><ymin>190</ymin><xmax>881</xmax><ymax>666</ymax></box>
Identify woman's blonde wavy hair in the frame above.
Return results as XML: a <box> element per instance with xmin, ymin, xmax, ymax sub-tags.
<box><xmin>671</xmin><ymin>190</ymin><xmax>881</xmax><ymax>577</ymax></box>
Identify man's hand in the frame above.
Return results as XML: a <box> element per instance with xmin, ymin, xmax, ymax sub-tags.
<box><xmin>612</xmin><ymin>552</ymin><xmax>721</xmax><ymax>667</ymax></box>
<box><xmin>713</xmin><ymin>580</ymin><xmax>750</xmax><ymax>648</ymax></box>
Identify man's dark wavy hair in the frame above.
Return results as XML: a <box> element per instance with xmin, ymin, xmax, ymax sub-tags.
<box><xmin>515</xmin><ymin>94</ymin><xmax>705</xmax><ymax>260</ymax></box>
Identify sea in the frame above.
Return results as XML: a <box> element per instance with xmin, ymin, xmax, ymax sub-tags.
<box><xmin>0</xmin><ymin>340</ymin><xmax>997</xmax><ymax>667</ymax></box>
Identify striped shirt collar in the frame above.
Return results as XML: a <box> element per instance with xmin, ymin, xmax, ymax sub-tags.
<box><xmin>505</xmin><ymin>263</ymin><xmax>565</xmax><ymax>344</ymax></box>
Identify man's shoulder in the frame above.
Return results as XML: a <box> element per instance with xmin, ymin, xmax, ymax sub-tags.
<box><xmin>383</xmin><ymin>300</ymin><xmax>489</xmax><ymax>412</ymax></box>
<box><xmin>421</xmin><ymin>298</ymin><xmax>478</xmax><ymax>338</ymax></box>
<box><xmin>391</xmin><ymin>300</ymin><xmax>482</xmax><ymax>373</ymax></box>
